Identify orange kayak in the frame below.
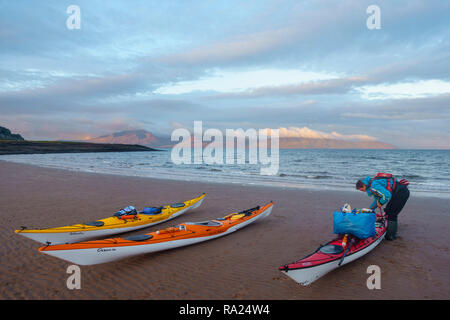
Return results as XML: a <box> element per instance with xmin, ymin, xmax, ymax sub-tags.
<box><xmin>39</xmin><ymin>202</ymin><xmax>274</xmax><ymax>265</ymax></box>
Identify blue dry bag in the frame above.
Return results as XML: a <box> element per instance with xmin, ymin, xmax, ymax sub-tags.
<box><xmin>333</xmin><ymin>210</ymin><xmax>376</xmax><ymax>239</ymax></box>
<box><xmin>142</xmin><ymin>207</ymin><xmax>162</xmax><ymax>215</ymax></box>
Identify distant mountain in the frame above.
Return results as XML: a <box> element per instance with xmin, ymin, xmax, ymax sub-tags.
<box><xmin>0</xmin><ymin>126</ymin><xmax>24</xmax><ymax>141</ymax></box>
<box><xmin>278</xmin><ymin>137</ymin><xmax>396</xmax><ymax>149</ymax></box>
<box><xmin>86</xmin><ymin>129</ymin><xmax>396</xmax><ymax>149</ymax></box>
<box><xmin>86</xmin><ymin>130</ymin><xmax>172</xmax><ymax>148</ymax></box>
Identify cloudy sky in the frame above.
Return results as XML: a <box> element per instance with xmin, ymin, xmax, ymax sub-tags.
<box><xmin>1</xmin><ymin>0</ymin><xmax>449</xmax><ymax>148</ymax></box>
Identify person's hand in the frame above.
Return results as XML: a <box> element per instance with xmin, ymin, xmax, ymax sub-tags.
<box><xmin>376</xmin><ymin>199</ymin><xmax>382</xmax><ymax>208</ymax></box>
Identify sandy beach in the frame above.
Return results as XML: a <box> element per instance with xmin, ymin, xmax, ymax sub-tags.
<box><xmin>0</xmin><ymin>160</ymin><xmax>449</xmax><ymax>300</ymax></box>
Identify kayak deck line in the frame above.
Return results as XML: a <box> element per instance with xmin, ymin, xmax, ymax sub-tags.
<box><xmin>38</xmin><ymin>201</ymin><xmax>274</xmax><ymax>265</ymax></box>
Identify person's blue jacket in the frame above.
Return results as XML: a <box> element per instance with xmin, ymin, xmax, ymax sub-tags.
<box><xmin>362</xmin><ymin>176</ymin><xmax>392</xmax><ymax>210</ymax></box>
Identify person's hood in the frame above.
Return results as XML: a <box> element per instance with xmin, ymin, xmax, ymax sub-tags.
<box><xmin>361</xmin><ymin>176</ymin><xmax>372</xmax><ymax>196</ymax></box>
<box><xmin>362</xmin><ymin>176</ymin><xmax>372</xmax><ymax>186</ymax></box>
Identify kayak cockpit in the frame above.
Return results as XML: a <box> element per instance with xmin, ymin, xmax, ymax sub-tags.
<box><xmin>124</xmin><ymin>234</ymin><xmax>153</xmax><ymax>241</ymax></box>
<box><xmin>319</xmin><ymin>245</ymin><xmax>344</xmax><ymax>254</ymax></box>
<box><xmin>185</xmin><ymin>220</ymin><xmax>222</xmax><ymax>227</ymax></box>
<box><xmin>84</xmin><ymin>221</ymin><xmax>105</xmax><ymax>227</ymax></box>
<box><xmin>170</xmin><ymin>203</ymin><xmax>186</xmax><ymax>208</ymax></box>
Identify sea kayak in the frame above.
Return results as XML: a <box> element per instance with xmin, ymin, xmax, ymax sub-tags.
<box><xmin>15</xmin><ymin>193</ymin><xmax>206</xmax><ymax>245</ymax></box>
<box><xmin>39</xmin><ymin>201</ymin><xmax>274</xmax><ymax>265</ymax></box>
<box><xmin>279</xmin><ymin>212</ymin><xmax>387</xmax><ymax>285</ymax></box>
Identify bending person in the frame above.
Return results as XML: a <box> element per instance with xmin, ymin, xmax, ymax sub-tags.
<box><xmin>356</xmin><ymin>174</ymin><xmax>410</xmax><ymax>241</ymax></box>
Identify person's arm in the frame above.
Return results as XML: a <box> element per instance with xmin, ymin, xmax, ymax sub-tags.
<box><xmin>369</xmin><ymin>180</ymin><xmax>392</xmax><ymax>206</ymax></box>
<box><xmin>369</xmin><ymin>197</ymin><xmax>378</xmax><ymax>210</ymax></box>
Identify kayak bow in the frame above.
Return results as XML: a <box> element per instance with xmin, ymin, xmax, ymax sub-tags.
<box><xmin>15</xmin><ymin>193</ymin><xmax>206</xmax><ymax>245</ymax></box>
<box><xmin>39</xmin><ymin>201</ymin><xmax>274</xmax><ymax>265</ymax></box>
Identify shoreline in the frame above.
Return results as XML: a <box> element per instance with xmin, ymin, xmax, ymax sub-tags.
<box><xmin>0</xmin><ymin>158</ymin><xmax>448</xmax><ymax>200</ymax></box>
<box><xmin>0</xmin><ymin>160</ymin><xmax>449</xmax><ymax>299</ymax></box>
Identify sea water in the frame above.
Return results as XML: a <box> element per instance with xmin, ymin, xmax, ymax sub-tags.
<box><xmin>1</xmin><ymin>149</ymin><xmax>449</xmax><ymax>198</ymax></box>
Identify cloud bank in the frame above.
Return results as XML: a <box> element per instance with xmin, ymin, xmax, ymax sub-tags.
<box><xmin>1</xmin><ymin>1</ymin><xmax>449</xmax><ymax>148</ymax></box>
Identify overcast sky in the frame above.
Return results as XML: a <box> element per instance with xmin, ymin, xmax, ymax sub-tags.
<box><xmin>1</xmin><ymin>0</ymin><xmax>449</xmax><ymax>148</ymax></box>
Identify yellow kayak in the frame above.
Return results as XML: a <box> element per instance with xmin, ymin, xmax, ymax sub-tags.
<box><xmin>15</xmin><ymin>193</ymin><xmax>206</xmax><ymax>245</ymax></box>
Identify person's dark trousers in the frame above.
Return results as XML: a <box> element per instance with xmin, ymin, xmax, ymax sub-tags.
<box><xmin>384</xmin><ymin>184</ymin><xmax>409</xmax><ymax>240</ymax></box>
<box><xmin>385</xmin><ymin>184</ymin><xmax>410</xmax><ymax>221</ymax></box>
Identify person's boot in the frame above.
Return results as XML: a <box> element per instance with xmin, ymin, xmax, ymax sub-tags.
<box><xmin>385</xmin><ymin>220</ymin><xmax>398</xmax><ymax>241</ymax></box>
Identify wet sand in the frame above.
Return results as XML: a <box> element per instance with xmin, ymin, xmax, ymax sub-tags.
<box><xmin>0</xmin><ymin>160</ymin><xmax>449</xmax><ymax>299</ymax></box>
